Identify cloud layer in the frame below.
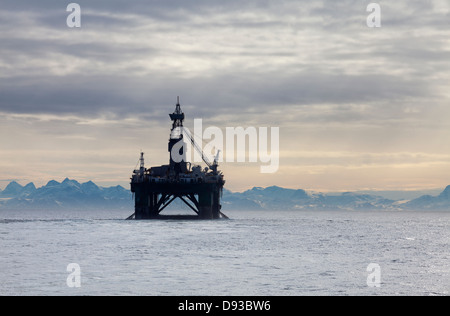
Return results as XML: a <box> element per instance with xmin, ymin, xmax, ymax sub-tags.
<box><xmin>1</xmin><ymin>0</ymin><xmax>449</xmax><ymax>191</ymax></box>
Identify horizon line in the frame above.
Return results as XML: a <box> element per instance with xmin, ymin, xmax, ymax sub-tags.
<box><xmin>1</xmin><ymin>178</ymin><xmax>448</xmax><ymax>195</ymax></box>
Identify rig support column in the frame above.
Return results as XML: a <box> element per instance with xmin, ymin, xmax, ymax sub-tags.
<box><xmin>198</xmin><ymin>191</ymin><xmax>213</xmax><ymax>219</ymax></box>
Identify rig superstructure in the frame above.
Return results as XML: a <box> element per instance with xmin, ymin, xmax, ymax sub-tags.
<box><xmin>128</xmin><ymin>98</ymin><xmax>226</xmax><ymax>219</ymax></box>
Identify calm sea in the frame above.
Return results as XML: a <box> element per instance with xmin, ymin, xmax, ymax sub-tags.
<box><xmin>0</xmin><ymin>209</ymin><xmax>449</xmax><ymax>296</ymax></box>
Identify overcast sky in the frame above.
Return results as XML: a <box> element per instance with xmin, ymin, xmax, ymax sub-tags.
<box><xmin>1</xmin><ymin>0</ymin><xmax>449</xmax><ymax>192</ymax></box>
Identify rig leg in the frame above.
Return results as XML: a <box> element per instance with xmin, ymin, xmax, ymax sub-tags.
<box><xmin>198</xmin><ymin>192</ymin><xmax>213</xmax><ymax>219</ymax></box>
<box><xmin>212</xmin><ymin>189</ymin><xmax>221</xmax><ymax>219</ymax></box>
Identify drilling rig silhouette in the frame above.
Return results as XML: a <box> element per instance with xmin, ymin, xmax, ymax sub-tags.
<box><xmin>128</xmin><ymin>98</ymin><xmax>227</xmax><ymax>220</ymax></box>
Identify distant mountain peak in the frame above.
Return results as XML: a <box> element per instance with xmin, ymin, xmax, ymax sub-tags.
<box><xmin>2</xmin><ymin>181</ymin><xmax>24</xmax><ymax>196</ymax></box>
<box><xmin>24</xmin><ymin>182</ymin><xmax>36</xmax><ymax>189</ymax></box>
<box><xmin>6</xmin><ymin>180</ymin><xmax>21</xmax><ymax>186</ymax></box>
<box><xmin>438</xmin><ymin>185</ymin><xmax>450</xmax><ymax>199</ymax></box>
<box><xmin>46</xmin><ymin>180</ymin><xmax>60</xmax><ymax>187</ymax></box>
<box><xmin>22</xmin><ymin>182</ymin><xmax>37</xmax><ymax>195</ymax></box>
<box><xmin>61</xmin><ymin>178</ymin><xmax>81</xmax><ymax>188</ymax></box>
<box><xmin>81</xmin><ymin>180</ymin><xmax>100</xmax><ymax>193</ymax></box>
<box><xmin>0</xmin><ymin>181</ymin><xmax>37</xmax><ymax>198</ymax></box>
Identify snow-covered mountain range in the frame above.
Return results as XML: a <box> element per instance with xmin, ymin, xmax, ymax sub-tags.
<box><xmin>223</xmin><ymin>186</ymin><xmax>450</xmax><ymax>211</ymax></box>
<box><xmin>0</xmin><ymin>178</ymin><xmax>132</xmax><ymax>210</ymax></box>
<box><xmin>1</xmin><ymin>179</ymin><xmax>449</xmax><ymax>211</ymax></box>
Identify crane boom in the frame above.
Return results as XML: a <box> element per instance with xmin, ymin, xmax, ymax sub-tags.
<box><xmin>182</xmin><ymin>127</ymin><xmax>217</xmax><ymax>171</ymax></box>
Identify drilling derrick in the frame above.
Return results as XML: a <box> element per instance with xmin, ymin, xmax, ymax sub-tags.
<box><xmin>168</xmin><ymin>97</ymin><xmax>187</xmax><ymax>175</ymax></box>
<box><xmin>129</xmin><ymin>98</ymin><xmax>226</xmax><ymax>220</ymax></box>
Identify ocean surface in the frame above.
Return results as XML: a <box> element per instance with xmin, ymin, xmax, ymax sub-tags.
<box><xmin>0</xmin><ymin>209</ymin><xmax>449</xmax><ymax>296</ymax></box>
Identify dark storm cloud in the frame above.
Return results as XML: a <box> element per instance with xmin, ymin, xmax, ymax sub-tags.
<box><xmin>0</xmin><ymin>0</ymin><xmax>448</xmax><ymax>124</ymax></box>
<box><xmin>0</xmin><ymin>75</ymin><xmax>134</xmax><ymax>115</ymax></box>
<box><xmin>0</xmin><ymin>67</ymin><xmax>428</xmax><ymax>125</ymax></box>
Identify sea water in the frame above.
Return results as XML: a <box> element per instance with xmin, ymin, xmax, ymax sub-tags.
<box><xmin>0</xmin><ymin>209</ymin><xmax>449</xmax><ymax>296</ymax></box>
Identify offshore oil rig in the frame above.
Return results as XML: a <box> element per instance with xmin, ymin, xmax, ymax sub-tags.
<box><xmin>128</xmin><ymin>98</ymin><xmax>227</xmax><ymax>220</ymax></box>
